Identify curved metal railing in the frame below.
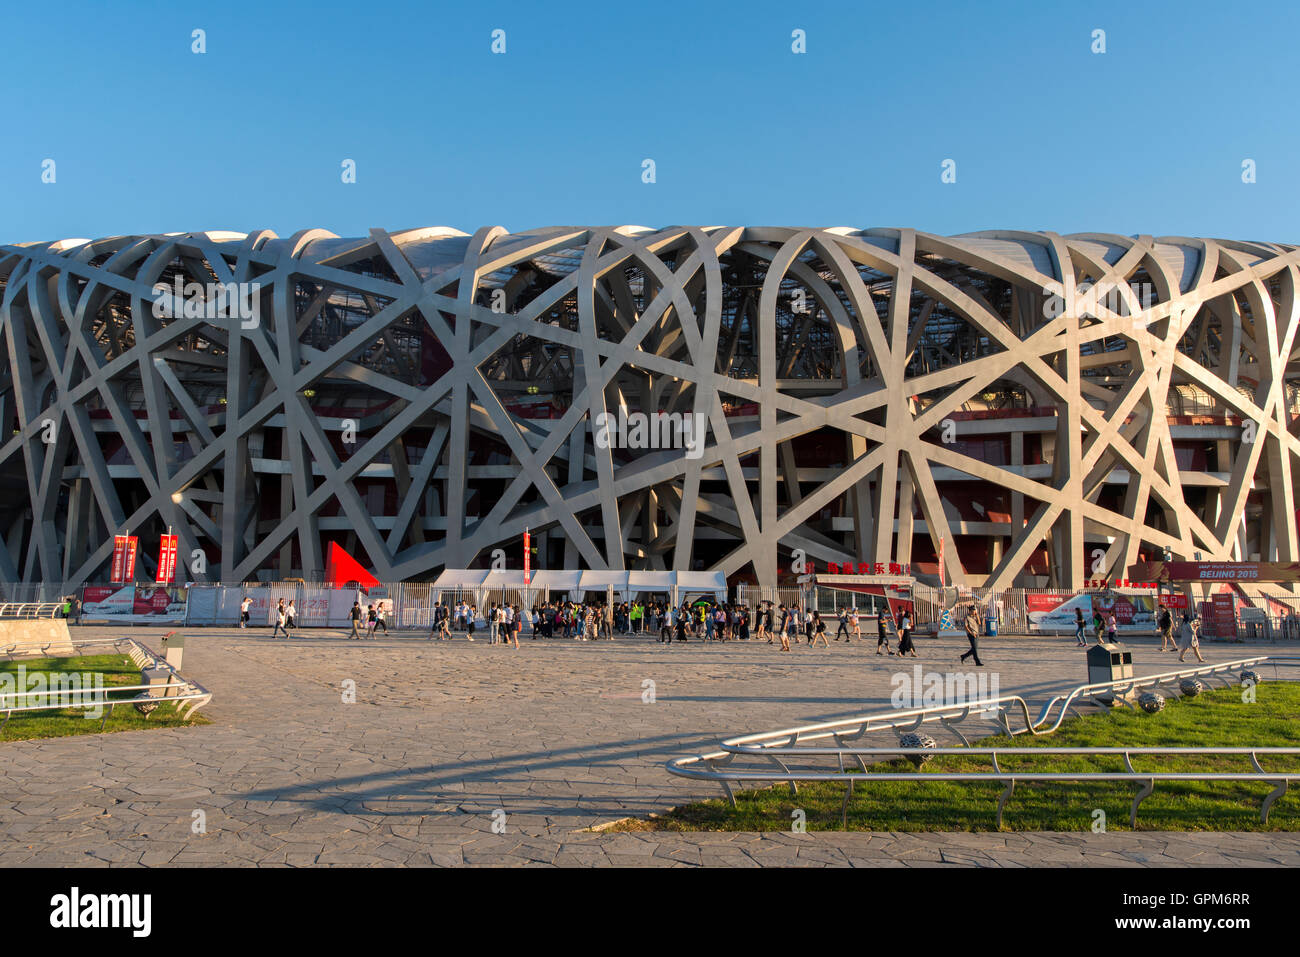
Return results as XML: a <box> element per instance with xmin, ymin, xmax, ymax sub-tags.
<box><xmin>0</xmin><ymin>634</ymin><xmax>212</xmax><ymax>730</ymax></box>
<box><xmin>668</xmin><ymin>655</ymin><xmax>1299</xmax><ymax>825</ymax></box>
<box><xmin>0</xmin><ymin>602</ymin><xmax>66</xmax><ymax>620</ymax></box>
<box><xmin>670</xmin><ymin>745</ymin><xmax>1300</xmax><ymax>828</ymax></box>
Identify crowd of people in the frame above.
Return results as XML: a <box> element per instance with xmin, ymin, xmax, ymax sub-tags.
<box><xmin>215</xmin><ymin>593</ymin><xmax>1221</xmax><ymax>673</ymax></box>
<box><xmin>411</xmin><ymin>597</ymin><xmax>931</xmax><ymax>651</ymax></box>
<box><xmin>217</xmin><ymin>593</ymin><xmax>947</xmax><ymax>653</ymax></box>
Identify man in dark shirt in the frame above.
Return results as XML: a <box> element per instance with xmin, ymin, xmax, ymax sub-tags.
<box><xmin>1158</xmin><ymin>606</ymin><xmax>1174</xmax><ymax>651</ymax></box>
<box><xmin>960</xmin><ymin>605</ymin><xmax>984</xmax><ymax>666</ymax></box>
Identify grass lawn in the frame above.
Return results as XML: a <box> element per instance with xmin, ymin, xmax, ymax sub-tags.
<box><xmin>618</xmin><ymin>683</ymin><xmax>1300</xmax><ymax>833</ymax></box>
<box><xmin>1</xmin><ymin>654</ymin><xmax>209</xmax><ymax>742</ymax></box>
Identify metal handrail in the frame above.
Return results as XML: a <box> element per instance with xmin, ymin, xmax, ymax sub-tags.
<box><xmin>0</xmin><ymin>680</ymin><xmax>196</xmax><ymax>702</ymax></box>
<box><xmin>697</xmin><ymin>656</ymin><xmax>1275</xmax><ymax>767</ymax></box>
<box><xmin>669</xmin><ymin>746</ymin><xmax>1300</xmax><ymax>828</ymax></box>
<box><xmin>0</xmin><ymin>635</ymin><xmax>213</xmax><ymax>730</ymax></box>
<box><xmin>0</xmin><ymin>602</ymin><xmax>65</xmax><ymax>619</ymax></box>
<box><xmin>668</xmin><ymin>655</ymin><xmax>1298</xmax><ymax>824</ymax></box>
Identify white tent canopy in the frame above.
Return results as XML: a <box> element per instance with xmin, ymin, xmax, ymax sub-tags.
<box><xmin>431</xmin><ymin>569</ymin><xmax>725</xmax><ymax>601</ymax></box>
<box><xmin>529</xmin><ymin>570</ymin><xmax>583</xmax><ymax>592</ymax></box>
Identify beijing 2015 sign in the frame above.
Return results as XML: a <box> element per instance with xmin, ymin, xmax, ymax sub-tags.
<box><xmin>1130</xmin><ymin>560</ymin><xmax>1300</xmax><ymax>583</ymax></box>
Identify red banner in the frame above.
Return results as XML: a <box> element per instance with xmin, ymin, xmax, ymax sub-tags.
<box><xmin>111</xmin><ymin>535</ymin><xmax>128</xmax><ymax>583</ymax></box>
<box><xmin>523</xmin><ymin>529</ymin><xmax>531</xmax><ymax>586</ymax></box>
<box><xmin>1158</xmin><ymin>593</ymin><xmax>1189</xmax><ymax>609</ymax></box>
<box><xmin>112</xmin><ymin>535</ymin><xmax>139</xmax><ymax>582</ymax></box>
<box><xmin>123</xmin><ymin>536</ymin><xmax>138</xmax><ymax>581</ymax></box>
<box><xmin>156</xmin><ymin>535</ymin><xmax>179</xmax><ymax>584</ymax></box>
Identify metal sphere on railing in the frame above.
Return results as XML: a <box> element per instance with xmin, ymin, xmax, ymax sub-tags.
<box><xmin>1137</xmin><ymin>691</ymin><xmax>1166</xmax><ymax>714</ymax></box>
<box><xmin>1240</xmin><ymin>670</ymin><xmax>1262</xmax><ymax>686</ymax></box>
<box><xmin>1179</xmin><ymin>677</ymin><xmax>1206</xmax><ymax>697</ymax></box>
<box><xmin>898</xmin><ymin>732</ymin><xmax>938</xmax><ymax>768</ymax></box>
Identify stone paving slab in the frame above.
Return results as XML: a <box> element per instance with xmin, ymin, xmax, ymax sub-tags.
<box><xmin>0</xmin><ymin>626</ymin><xmax>1294</xmax><ymax>866</ymax></box>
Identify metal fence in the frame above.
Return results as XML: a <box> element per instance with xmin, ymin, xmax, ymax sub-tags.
<box><xmin>11</xmin><ymin>577</ymin><xmax>1300</xmax><ymax>641</ymax></box>
<box><xmin>669</xmin><ymin>655</ymin><xmax>1298</xmax><ymax>826</ymax></box>
<box><xmin>0</xmin><ymin>602</ymin><xmax>65</xmax><ymax>619</ymax></box>
<box><xmin>0</xmin><ymin>583</ymin><xmax>80</xmax><ymax>604</ymax></box>
<box><xmin>0</xmin><ymin>635</ymin><xmax>213</xmax><ymax>729</ymax></box>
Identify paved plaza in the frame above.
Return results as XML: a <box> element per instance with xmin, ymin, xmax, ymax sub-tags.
<box><xmin>1</xmin><ymin>627</ymin><xmax>1297</xmax><ymax>867</ymax></box>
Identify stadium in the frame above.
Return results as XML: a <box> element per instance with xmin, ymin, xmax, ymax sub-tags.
<box><xmin>1</xmin><ymin>226</ymin><xmax>1297</xmax><ymax>592</ymax></box>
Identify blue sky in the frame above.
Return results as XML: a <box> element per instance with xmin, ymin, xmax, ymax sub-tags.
<box><xmin>2</xmin><ymin>0</ymin><xmax>1295</xmax><ymax>243</ymax></box>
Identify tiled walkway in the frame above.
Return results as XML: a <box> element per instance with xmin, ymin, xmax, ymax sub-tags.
<box><xmin>1</xmin><ymin>627</ymin><xmax>1295</xmax><ymax>866</ymax></box>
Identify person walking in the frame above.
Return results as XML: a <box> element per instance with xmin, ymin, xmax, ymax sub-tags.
<box><xmin>811</xmin><ymin>611</ymin><xmax>829</xmax><ymax>648</ymax></box>
<box><xmin>350</xmin><ymin>600</ymin><xmax>363</xmax><ymax>639</ymax></box>
<box><xmin>505</xmin><ymin>605</ymin><xmax>520</xmax><ymax>649</ymax></box>
<box><xmin>876</xmin><ymin>612</ymin><xmax>894</xmax><ymax>655</ymax></box>
<box><xmin>1106</xmin><ymin>612</ymin><xmax>1118</xmax><ymax>644</ymax></box>
<box><xmin>1177</xmin><ymin>614</ymin><xmax>1205</xmax><ymax>663</ymax></box>
<box><xmin>1073</xmin><ymin>606</ymin><xmax>1087</xmax><ymax>647</ymax></box>
<box><xmin>777</xmin><ymin>604</ymin><xmax>792</xmax><ymax>652</ymax></box>
<box><xmin>70</xmin><ymin>595</ymin><xmax>82</xmax><ymax>626</ymax></box>
<box><xmin>960</xmin><ymin>604</ymin><xmax>984</xmax><ymax>666</ymax></box>
<box><xmin>271</xmin><ymin>599</ymin><xmax>288</xmax><ymax>639</ymax></box>
<box><xmin>1092</xmin><ymin>610</ymin><xmax>1106</xmax><ymax>644</ymax></box>
<box><xmin>833</xmin><ymin>607</ymin><xmax>849</xmax><ymax>641</ymax></box>
<box><xmin>849</xmin><ymin>607</ymin><xmax>863</xmax><ymax>641</ymax></box>
<box><xmin>897</xmin><ymin>609</ymin><xmax>917</xmax><ymax>657</ymax></box>
<box><xmin>374</xmin><ymin>601</ymin><xmax>388</xmax><ymax>636</ymax></box>
<box><xmin>240</xmin><ymin>595</ymin><xmax>252</xmax><ymax>629</ymax></box>
<box><xmin>285</xmin><ymin>600</ymin><xmax>297</xmax><ymax>637</ymax></box>
<box><xmin>1158</xmin><ymin>605</ymin><xmax>1174</xmax><ymax>651</ymax></box>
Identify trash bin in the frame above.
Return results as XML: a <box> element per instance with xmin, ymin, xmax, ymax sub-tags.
<box><xmin>136</xmin><ymin>665</ymin><xmax>176</xmax><ymax>715</ymax></box>
<box><xmin>984</xmin><ymin>614</ymin><xmax>998</xmax><ymax>637</ymax></box>
<box><xmin>1087</xmin><ymin>641</ymin><xmax>1133</xmax><ymax>685</ymax></box>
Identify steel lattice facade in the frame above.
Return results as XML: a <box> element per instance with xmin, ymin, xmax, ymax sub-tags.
<box><xmin>1</xmin><ymin>226</ymin><xmax>1298</xmax><ymax>590</ymax></box>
